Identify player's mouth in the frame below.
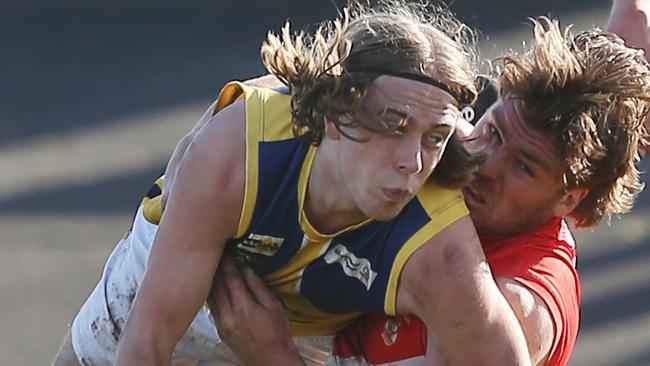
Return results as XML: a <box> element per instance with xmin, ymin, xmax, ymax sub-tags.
<box><xmin>382</xmin><ymin>188</ymin><xmax>411</xmax><ymax>203</ymax></box>
<box><xmin>462</xmin><ymin>186</ymin><xmax>487</xmax><ymax>207</ymax></box>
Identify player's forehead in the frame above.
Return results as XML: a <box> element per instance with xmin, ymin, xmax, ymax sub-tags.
<box><xmin>498</xmin><ymin>96</ymin><xmax>561</xmax><ymax>173</ymax></box>
<box><xmin>363</xmin><ymin>75</ymin><xmax>460</xmax><ymax>125</ymax></box>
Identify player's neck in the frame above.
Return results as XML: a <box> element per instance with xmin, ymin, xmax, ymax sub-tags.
<box><xmin>305</xmin><ymin>145</ymin><xmax>368</xmax><ymax>234</ymax></box>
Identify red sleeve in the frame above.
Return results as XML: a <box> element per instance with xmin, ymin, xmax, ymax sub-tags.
<box><xmin>485</xmin><ymin>226</ymin><xmax>580</xmax><ymax>366</ymax></box>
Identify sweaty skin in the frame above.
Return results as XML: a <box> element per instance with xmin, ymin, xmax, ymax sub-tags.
<box><xmin>114</xmin><ymin>76</ymin><xmax>531</xmax><ymax>366</ymax></box>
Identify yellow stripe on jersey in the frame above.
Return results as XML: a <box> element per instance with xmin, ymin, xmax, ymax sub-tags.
<box><xmin>215</xmin><ymin>82</ymin><xmax>259</xmax><ymax>238</ymax></box>
<box><xmin>264</xmin><ymin>235</ymin><xmax>359</xmax><ymax>335</ymax></box>
<box><xmin>383</xmin><ymin>185</ymin><xmax>469</xmax><ymax>315</ymax></box>
<box><xmin>216</xmin><ymin>82</ymin><xmax>295</xmax><ymax>238</ymax></box>
<box><xmin>264</xmin><ymin>234</ymin><xmax>362</xmax><ymax>335</ymax></box>
<box><xmin>264</xmin><ymin>142</ymin><xmax>371</xmax><ymax>335</ymax></box>
<box><xmin>257</xmin><ymin>88</ymin><xmax>294</xmax><ymax>141</ymax></box>
<box><xmin>271</xmin><ymin>278</ymin><xmax>362</xmax><ymax>335</ymax></box>
<box><xmin>239</xmin><ymin>84</ymin><xmax>261</xmax><ymax>238</ymax></box>
<box><xmin>297</xmin><ymin>144</ymin><xmax>373</xmax><ymax>241</ymax></box>
<box><xmin>141</xmin><ymin>177</ymin><xmax>164</xmax><ymax>224</ymax></box>
<box><xmin>296</xmin><ymin>145</ymin><xmax>323</xmax><ymax>241</ymax></box>
<box><xmin>214</xmin><ymin>82</ymin><xmax>249</xmax><ymax>237</ymax></box>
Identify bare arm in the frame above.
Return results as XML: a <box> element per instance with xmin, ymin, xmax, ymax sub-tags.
<box><xmin>161</xmin><ymin>74</ymin><xmax>283</xmax><ymax>210</ymax></box>
<box><xmin>206</xmin><ymin>230</ymin><xmax>552</xmax><ymax>366</ymax></box>
<box><xmin>606</xmin><ymin>0</ymin><xmax>650</xmax><ymax>158</ymax></box>
<box><xmin>160</xmin><ymin>101</ymin><xmax>217</xmax><ymax>210</ymax></box>
<box><xmin>397</xmin><ymin>216</ymin><xmax>532</xmax><ymax>366</ymax></box>
<box><xmin>496</xmin><ymin>278</ymin><xmax>554</xmax><ymax>366</ymax></box>
<box><xmin>115</xmin><ymin>101</ymin><xmax>247</xmax><ymax>365</ymax></box>
<box><xmin>607</xmin><ymin>0</ymin><xmax>650</xmax><ymax>55</ymax></box>
<box><xmin>413</xmin><ymin>276</ymin><xmax>554</xmax><ymax>366</ymax></box>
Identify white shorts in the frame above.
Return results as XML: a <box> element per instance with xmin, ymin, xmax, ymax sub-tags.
<box><xmin>70</xmin><ymin>206</ymin><xmax>330</xmax><ymax>365</ymax></box>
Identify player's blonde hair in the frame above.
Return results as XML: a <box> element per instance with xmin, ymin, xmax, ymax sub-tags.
<box><xmin>261</xmin><ymin>0</ymin><xmax>480</xmax><ymax>188</ymax></box>
<box><xmin>499</xmin><ymin>18</ymin><xmax>650</xmax><ymax>227</ymax></box>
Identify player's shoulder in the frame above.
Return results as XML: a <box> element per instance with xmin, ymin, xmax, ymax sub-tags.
<box><xmin>413</xmin><ymin>183</ymin><xmax>466</xmax><ymax>218</ymax></box>
<box><xmin>395</xmin><ymin>184</ymin><xmax>475</xmax><ymax>281</ymax></box>
<box><xmin>518</xmin><ymin>218</ymin><xmax>577</xmax><ymax>268</ymax></box>
<box><xmin>216</xmin><ymin>81</ymin><xmax>294</xmax><ymax>143</ymax></box>
<box><xmin>182</xmin><ymin>98</ymin><xmax>247</xmax><ymax>194</ymax></box>
<box><xmin>216</xmin><ymin>81</ymin><xmax>289</xmax><ymax>112</ymax></box>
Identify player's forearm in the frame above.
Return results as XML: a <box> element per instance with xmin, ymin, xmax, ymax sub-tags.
<box><xmin>430</xmin><ymin>271</ymin><xmax>531</xmax><ymax>365</ymax></box>
<box><xmin>115</xmin><ymin>329</ymin><xmax>172</xmax><ymax>366</ymax></box>
<box><xmin>402</xmin><ymin>218</ymin><xmax>531</xmax><ymax>365</ymax></box>
<box><xmin>114</xmin><ymin>345</ymin><xmax>166</xmax><ymax>366</ymax></box>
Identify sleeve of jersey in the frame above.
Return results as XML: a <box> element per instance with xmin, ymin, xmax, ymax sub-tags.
<box><xmin>487</xmin><ymin>241</ymin><xmax>580</xmax><ymax>366</ymax></box>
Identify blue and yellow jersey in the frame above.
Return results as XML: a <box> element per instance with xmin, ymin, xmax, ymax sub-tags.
<box><xmin>141</xmin><ymin>82</ymin><xmax>469</xmax><ymax>336</ymax></box>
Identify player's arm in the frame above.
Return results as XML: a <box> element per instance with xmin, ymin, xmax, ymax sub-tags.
<box><xmin>606</xmin><ymin>0</ymin><xmax>650</xmax><ymax>158</ymax></box>
<box><xmin>115</xmin><ymin>101</ymin><xmax>247</xmax><ymax>365</ymax></box>
<box><xmin>161</xmin><ymin>74</ymin><xmax>283</xmax><ymax>210</ymax></box>
<box><xmin>396</xmin><ymin>215</ymin><xmax>532</xmax><ymax>366</ymax></box>
<box><xmin>607</xmin><ymin>0</ymin><xmax>650</xmax><ymax>55</ymax></box>
<box><xmin>327</xmin><ymin>278</ymin><xmax>553</xmax><ymax>366</ymax></box>
<box><xmin>495</xmin><ymin>278</ymin><xmax>554</xmax><ymax>366</ymax></box>
<box><xmin>160</xmin><ymin>100</ymin><xmax>217</xmax><ymax>210</ymax></box>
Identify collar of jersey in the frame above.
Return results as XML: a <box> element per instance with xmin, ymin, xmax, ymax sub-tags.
<box><xmin>297</xmin><ymin>145</ymin><xmax>372</xmax><ymax>241</ymax></box>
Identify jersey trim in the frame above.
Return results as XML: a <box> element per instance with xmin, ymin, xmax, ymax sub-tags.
<box><xmin>384</xmin><ymin>186</ymin><xmax>468</xmax><ymax>315</ymax></box>
<box><xmin>215</xmin><ymin>82</ymin><xmax>260</xmax><ymax>238</ymax></box>
<box><xmin>141</xmin><ymin>177</ymin><xmax>164</xmax><ymax>224</ymax></box>
<box><xmin>217</xmin><ymin>82</ymin><xmax>298</xmax><ymax>238</ymax></box>
<box><xmin>297</xmin><ymin>145</ymin><xmax>373</xmax><ymax>241</ymax></box>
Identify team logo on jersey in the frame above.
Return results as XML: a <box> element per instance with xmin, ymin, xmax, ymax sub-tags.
<box><xmin>381</xmin><ymin>316</ymin><xmax>410</xmax><ymax>346</ymax></box>
<box><xmin>237</xmin><ymin>234</ymin><xmax>284</xmax><ymax>256</ymax></box>
<box><xmin>324</xmin><ymin>244</ymin><xmax>377</xmax><ymax>290</ymax></box>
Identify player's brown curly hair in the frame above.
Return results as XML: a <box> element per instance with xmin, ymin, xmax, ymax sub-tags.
<box><xmin>499</xmin><ymin>18</ymin><xmax>650</xmax><ymax>227</ymax></box>
<box><xmin>260</xmin><ymin>0</ymin><xmax>481</xmax><ymax>188</ymax></box>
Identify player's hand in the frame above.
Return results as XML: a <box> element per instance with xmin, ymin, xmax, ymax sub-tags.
<box><xmin>208</xmin><ymin>255</ymin><xmax>305</xmax><ymax>366</ymax></box>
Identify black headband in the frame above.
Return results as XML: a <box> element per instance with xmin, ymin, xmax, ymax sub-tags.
<box><xmin>345</xmin><ymin>67</ymin><xmax>462</xmax><ymax>103</ymax></box>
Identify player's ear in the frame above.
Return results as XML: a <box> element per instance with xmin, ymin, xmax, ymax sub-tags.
<box><xmin>324</xmin><ymin>116</ymin><xmax>341</xmax><ymax>140</ymax></box>
<box><xmin>554</xmin><ymin>187</ymin><xmax>589</xmax><ymax>217</ymax></box>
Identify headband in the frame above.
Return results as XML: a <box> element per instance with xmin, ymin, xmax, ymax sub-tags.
<box><xmin>345</xmin><ymin>67</ymin><xmax>461</xmax><ymax>103</ymax></box>
<box><xmin>345</xmin><ymin>67</ymin><xmax>477</xmax><ymax>122</ymax></box>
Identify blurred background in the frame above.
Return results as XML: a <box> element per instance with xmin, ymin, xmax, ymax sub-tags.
<box><xmin>1</xmin><ymin>0</ymin><xmax>648</xmax><ymax>364</ymax></box>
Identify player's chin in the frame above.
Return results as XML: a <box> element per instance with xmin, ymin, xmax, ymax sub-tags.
<box><xmin>369</xmin><ymin>203</ymin><xmax>407</xmax><ymax>221</ymax></box>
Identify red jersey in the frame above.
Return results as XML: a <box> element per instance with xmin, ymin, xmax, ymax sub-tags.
<box><xmin>331</xmin><ymin>218</ymin><xmax>580</xmax><ymax>366</ymax></box>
